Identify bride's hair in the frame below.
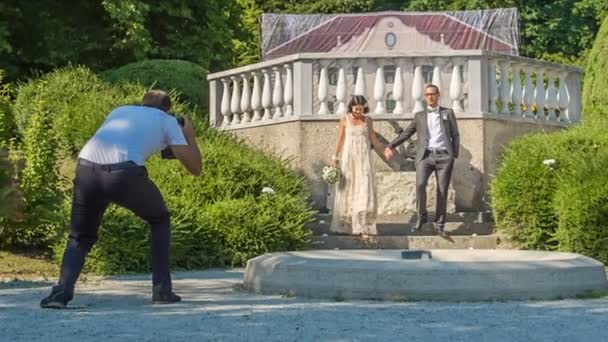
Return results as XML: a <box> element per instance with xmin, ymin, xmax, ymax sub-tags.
<box><xmin>347</xmin><ymin>95</ymin><xmax>369</xmax><ymax>114</ymax></box>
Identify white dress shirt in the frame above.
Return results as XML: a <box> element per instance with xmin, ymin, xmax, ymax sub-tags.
<box><xmin>79</xmin><ymin>105</ymin><xmax>188</xmax><ymax>165</ymax></box>
<box><xmin>426</xmin><ymin>106</ymin><xmax>449</xmax><ymax>150</ymax></box>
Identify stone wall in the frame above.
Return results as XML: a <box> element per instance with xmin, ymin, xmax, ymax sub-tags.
<box><xmin>228</xmin><ymin>116</ymin><xmax>564</xmax><ymax>212</ymax></box>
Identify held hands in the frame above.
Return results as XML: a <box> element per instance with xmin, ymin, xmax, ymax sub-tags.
<box><xmin>384</xmin><ymin>147</ymin><xmax>394</xmax><ymax>160</ymax></box>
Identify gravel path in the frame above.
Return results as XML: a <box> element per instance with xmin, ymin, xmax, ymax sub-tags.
<box><xmin>1</xmin><ymin>269</ymin><xmax>607</xmax><ymax>341</ymax></box>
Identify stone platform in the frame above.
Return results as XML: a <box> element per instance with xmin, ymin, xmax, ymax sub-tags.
<box><xmin>244</xmin><ymin>249</ymin><xmax>608</xmax><ymax>302</ymax></box>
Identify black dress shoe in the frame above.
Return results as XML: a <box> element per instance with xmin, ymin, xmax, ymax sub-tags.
<box><xmin>152</xmin><ymin>291</ymin><xmax>182</xmax><ymax>304</ymax></box>
<box><xmin>412</xmin><ymin>217</ymin><xmax>427</xmax><ymax>233</ymax></box>
<box><xmin>40</xmin><ymin>287</ymin><xmax>68</xmax><ymax>309</ymax></box>
<box><xmin>434</xmin><ymin>224</ymin><xmax>446</xmax><ymax>235</ymax></box>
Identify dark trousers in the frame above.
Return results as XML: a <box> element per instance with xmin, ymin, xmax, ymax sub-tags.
<box><xmin>57</xmin><ymin>159</ymin><xmax>172</xmax><ymax>300</ymax></box>
<box><xmin>416</xmin><ymin>151</ymin><xmax>454</xmax><ymax>226</ymax></box>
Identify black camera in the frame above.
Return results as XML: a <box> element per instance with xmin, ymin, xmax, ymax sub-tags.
<box><xmin>161</xmin><ymin>114</ymin><xmax>185</xmax><ymax>159</ymax></box>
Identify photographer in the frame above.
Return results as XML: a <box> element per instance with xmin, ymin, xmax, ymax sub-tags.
<box><xmin>41</xmin><ymin>90</ymin><xmax>202</xmax><ymax>309</ymax></box>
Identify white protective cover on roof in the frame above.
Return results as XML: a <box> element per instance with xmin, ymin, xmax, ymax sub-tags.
<box><xmin>260</xmin><ymin>8</ymin><xmax>520</xmax><ymax>60</ymax></box>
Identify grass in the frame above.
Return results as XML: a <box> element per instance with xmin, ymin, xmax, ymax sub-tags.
<box><xmin>0</xmin><ymin>250</ymin><xmax>59</xmax><ymax>280</ymax></box>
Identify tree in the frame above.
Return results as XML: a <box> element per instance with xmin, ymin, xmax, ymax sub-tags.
<box><xmin>582</xmin><ymin>15</ymin><xmax>608</xmax><ymax>120</ymax></box>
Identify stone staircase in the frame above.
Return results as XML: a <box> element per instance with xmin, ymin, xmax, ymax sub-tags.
<box><xmin>307</xmin><ymin>212</ymin><xmax>498</xmax><ymax>250</ymax></box>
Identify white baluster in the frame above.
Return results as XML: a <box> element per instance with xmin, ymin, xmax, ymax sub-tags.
<box><xmin>220</xmin><ymin>78</ymin><xmax>231</xmax><ymax>127</ymax></box>
<box><xmin>261</xmin><ymin>69</ymin><xmax>272</xmax><ymax>120</ymax></box>
<box><xmin>240</xmin><ymin>74</ymin><xmax>251</xmax><ymax>123</ymax></box>
<box><xmin>558</xmin><ymin>72</ymin><xmax>571</xmax><ymax>123</ymax></box>
<box><xmin>522</xmin><ymin>67</ymin><xmax>535</xmax><ymax>119</ymax></box>
<box><xmin>354</xmin><ymin>65</ymin><xmax>366</xmax><ymax>96</ymax></box>
<box><xmin>431</xmin><ymin>58</ymin><xmax>444</xmax><ymax>93</ymax></box>
<box><xmin>283</xmin><ymin>64</ymin><xmax>293</xmax><ymax>116</ymax></box>
<box><xmin>335</xmin><ymin>64</ymin><xmax>347</xmax><ymax>115</ymax></box>
<box><xmin>392</xmin><ymin>64</ymin><xmax>405</xmax><ymax>115</ymax></box>
<box><xmin>535</xmin><ymin>69</ymin><xmax>546</xmax><ymax>120</ymax></box>
<box><xmin>373</xmin><ymin>65</ymin><xmax>385</xmax><ymax>114</ymax></box>
<box><xmin>230</xmin><ymin>76</ymin><xmax>241</xmax><ymax>125</ymax></box>
<box><xmin>510</xmin><ymin>65</ymin><xmax>522</xmax><ymax>116</ymax></box>
<box><xmin>412</xmin><ymin>64</ymin><xmax>424</xmax><ymax>113</ymax></box>
<box><xmin>251</xmin><ymin>72</ymin><xmax>262</xmax><ymax>121</ymax></box>
<box><xmin>318</xmin><ymin>65</ymin><xmax>329</xmax><ymax>115</ymax></box>
<box><xmin>488</xmin><ymin>60</ymin><xmax>498</xmax><ymax>113</ymax></box>
<box><xmin>546</xmin><ymin>72</ymin><xmax>558</xmax><ymax>121</ymax></box>
<box><xmin>272</xmin><ymin>67</ymin><xmax>284</xmax><ymax>118</ymax></box>
<box><xmin>450</xmin><ymin>63</ymin><xmax>464</xmax><ymax>113</ymax></box>
<box><xmin>498</xmin><ymin>61</ymin><xmax>511</xmax><ymax>115</ymax></box>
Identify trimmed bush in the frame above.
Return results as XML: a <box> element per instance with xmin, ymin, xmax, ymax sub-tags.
<box><xmin>103</xmin><ymin>59</ymin><xmax>208</xmax><ymax>115</ymax></box>
<box><xmin>53</xmin><ymin>130</ymin><xmax>314</xmax><ymax>273</ymax></box>
<box><xmin>554</xmin><ymin>151</ymin><xmax>608</xmax><ymax>264</ymax></box>
<box><xmin>10</xmin><ymin>65</ymin><xmax>314</xmax><ymax>272</ymax></box>
<box><xmin>13</xmin><ymin>67</ymin><xmax>146</xmax><ymax>155</ymax></box>
<box><xmin>491</xmin><ymin>132</ymin><xmax>565</xmax><ymax>249</ymax></box>
<box><xmin>491</xmin><ymin>121</ymin><xmax>608</xmax><ymax>253</ymax></box>
<box><xmin>583</xmin><ymin>15</ymin><xmax>608</xmax><ymax>120</ymax></box>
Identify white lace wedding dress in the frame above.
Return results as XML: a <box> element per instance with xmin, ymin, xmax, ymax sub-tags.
<box><xmin>330</xmin><ymin>115</ymin><xmax>377</xmax><ymax>235</ymax></box>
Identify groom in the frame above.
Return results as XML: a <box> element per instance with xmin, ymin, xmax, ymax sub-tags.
<box><xmin>384</xmin><ymin>84</ymin><xmax>460</xmax><ymax>234</ymax></box>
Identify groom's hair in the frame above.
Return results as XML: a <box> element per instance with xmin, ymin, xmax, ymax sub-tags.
<box><xmin>425</xmin><ymin>84</ymin><xmax>440</xmax><ymax>94</ymax></box>
<box><xmin>347</xmin><ymin>95</ymin><xmax>370</xmax><ymax>114</ymax></box>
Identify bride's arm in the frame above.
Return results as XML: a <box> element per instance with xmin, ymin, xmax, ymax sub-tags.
<box><xmin>367</xmin><ymin>118</ymin><xmax>385</xmax><ymax>151</ymax></box>
<box><xmin>332</xmin><ymin>117</ymin><xmax>346</xmax><ymax>166</ymax></box>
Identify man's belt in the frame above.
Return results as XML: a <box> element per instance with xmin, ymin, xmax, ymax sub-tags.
<box><xmin>425</xmin><ymin>148</ymin><xmax>449</xmax><ymax>154</ymax></box>
<box><xmin>78</xmin><ymin>158</ymin><xmax>140</xmax><ymax>171</ymax></box>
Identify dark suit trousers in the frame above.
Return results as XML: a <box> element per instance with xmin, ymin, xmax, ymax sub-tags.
<box><xmin>57</xmin><ymin>160</ymin><xmax>172</xmax><ymax>300</ymax></box>
<box><xmin>416</xmin><ymin>151</ymin><xmax>454</xmax><ymax>226</ymax></box>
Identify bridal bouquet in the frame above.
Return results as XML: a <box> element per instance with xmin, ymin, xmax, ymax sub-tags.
<box><xmin>322</xmin><ymin>165</ymin><xmax>341</xmax><ymax>185</ymax></box>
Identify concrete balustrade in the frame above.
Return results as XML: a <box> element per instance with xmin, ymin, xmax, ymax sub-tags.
<box><xmin>207</xmin><ymin>50</ymin><xmax>583</xmax><ymax>212</ymax></box>
<box><xmin>208</xmin><ymin>50</ymin><xmax>582</xmax><ymax>129</ymax></box>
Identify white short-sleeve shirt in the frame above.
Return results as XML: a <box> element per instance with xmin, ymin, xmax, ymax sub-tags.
<box><xmin>78</xmin><ymin>105</ymin><xmax>188</xmax><ymax>165</ymax></box>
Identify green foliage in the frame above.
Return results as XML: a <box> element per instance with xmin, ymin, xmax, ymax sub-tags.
<box><xmin>13</xmin><ymin>66</ymin><xmax>145</xmax><ymax>155</ymax></box>
<box><xmin>583</xmin><ymin>15</ymin><xmax>608</xmax><ymax>120</ymax></box>
<box><xmin>553</xmin><ymin>150</ymin><xmax>608</xmax><ymax>264</ymax></box>
<box><xmin>53</xmin><ymin>130</ymin><xmax>314</xmax><ymax>274</ymax></box>
<box><xmin>4</xmin><ymin>81</ymin><xmax>63</xmax><ymax>249</ymax></box>
<box><xmin>490</xmin><ymin>132</ymin><xmax>565</xmax><ymax>249</ymax></box>
<box><xmin>103</xmin><ymin>59</ymin><xmax>209</xmax><ymax>114</ymax></box>
<box><xmin>491</xmin><ymin>121</ymin><xmax>608</xmax><ymax>259</ymax></box>
<box><xmin>0</xmin><ymin>1</ymin><xmax>242</xmax><ymax>82</ymax></box>
<box><xmin>0</xmin><ymin>70</ymin><xmax>17</xmax><ymax>146</ymax></box>
<box><xmin>200</xmin><ymin>195</ymin><xmax>313</xmax><ymax>266</ymax></box>
<box><xmin>8</xmin><ymin>65</ymin><xmax>314</xmax><ymax>271</ymax></box>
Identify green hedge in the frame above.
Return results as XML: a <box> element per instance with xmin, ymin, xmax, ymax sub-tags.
<box><xmin>491</xmin><ymin>20</ymin><xmax>608</xmax><ymax>263</ymax></box>
<box><xmin>103</xmin><ymin>59</ymin><xmax>208</xmax><ymax>115</ymax></box>
<box><xmin>53</xmin><ymin>129</ymin><xmax>314</xmax><ymax>273</ymax></box>
<box><xmin>553</xmin><ymin>151</ymin><xmax>608</xmax><ymax>263</ymax></box>
<box><xmin>583</xmin><ymin>16</ymin><xmax>608</xmax><ymax>120</ymax></box>
<box><xmin>490</xmin><ymin>132</ymin><xmax>565</xmax><ymax>249</ymax></box>
<box><xmin>13</xmin><ymin>67</ymin><xmax>146</xmax><ymax>155</ymax></box>
<box><xmin>491</xmin><ymin>123</ymin><xmax>608</xmax><ymax>263</ymax></box>
<box><xmin>6</xmin><ymin>65</ymin><xmax>314</xmax><ymax>271</ymax></box>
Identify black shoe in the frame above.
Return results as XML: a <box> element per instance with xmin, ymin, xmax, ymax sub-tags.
<box><xmin>412</xmin><ymin>216</ymin><xmax>427</xmax><ymax>233</ymax></box>
<box><xmin>434</xmin><ymin>224</ymin><xmax>446</xmax><ymax>236</ymax></box>
<box><xmin>152</xmin><ymin>292</ymin><xmax>182</xmax><ymax>304</ymax></box>
<box><xmin>40</xmin><ymin>287</ymin><xmax>68</xmax><ymax>309</ymax></box>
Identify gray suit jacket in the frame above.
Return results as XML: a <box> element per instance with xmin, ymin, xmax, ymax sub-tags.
<box><xmin>387</xmin><ymin>107</ymin><xmax>460</xmax><ymax>165</ymax></box>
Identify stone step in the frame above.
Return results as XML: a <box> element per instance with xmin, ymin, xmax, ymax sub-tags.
<box><xmin>308</xmin><ymin>234</ymin><xmax>498</xmax><ymax>250</ymax></box>
<box><xmin>311</xmin><ymin>222</ymin><xmax>493</xmax><ymax>236</ymax></box>
<box><xmin>310</xmin><ymin>213</ymin><xmax>494</xmax><ymax>236</ymax></box>
<box><xmin>317</xmin><ymin>212</ymin><xmax>494</xmax><ymax>224</ymax></box>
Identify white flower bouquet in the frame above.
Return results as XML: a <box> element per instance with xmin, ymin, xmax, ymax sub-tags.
<box><xmin>322</xmin><ymin>165</ymin><xmax>341</xmax><ymax>185</ymax></box>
